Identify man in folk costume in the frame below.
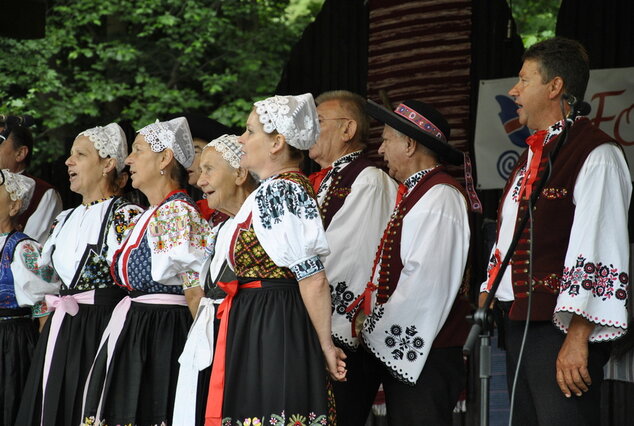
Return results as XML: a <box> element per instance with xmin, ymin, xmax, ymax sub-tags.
<box><xmin>308</xmin><ymin>90</ymin><xmax>398</xmax><ymax>425</ymax></box>
<box><xmin>479</xmin><ymin>37</ymin><xmax>631</xmax><ymax>425</ymax></box>
<box><xmin>0</xmin><ymin>124</ymin><xmax>62</xmax><ymax>244</ymax></box>
<box><xmin>351</xmin><ymin>99</ymin><xmax>472</xmax><ymax>424</ymax></box>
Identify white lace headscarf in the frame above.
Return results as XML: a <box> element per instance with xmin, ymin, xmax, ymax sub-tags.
<box><xmin>203</xmin><ymin>134</ymin><xmax>242</xmax><ymax>169</ymax></box>
<box><xmin>138</xmin><ymin>117</ymin><xmax>195</xmax><ymax>168</ymax></box>
<box><xmin>78</xmin><ymin>123</ymin><xmax>128</xmax><ymax>172</ymax></box>
<box><xmin>253</xmin><ymin>93</ymin><xmax>320</xmax><ymax>150</ymax></box>
<box><xmin>0</xmin><ymin>169</ymin><xmax>35</xmax><ymax>215</ymax></box>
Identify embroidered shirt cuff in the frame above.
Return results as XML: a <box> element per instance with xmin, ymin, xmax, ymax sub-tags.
<box><xmin>179</xmin><ymin>271</ymin><xmax>201</xmax><ymax>290</ymax></box>
<box><xmin>32</xmin><ymin>300</ymin><xmax>49</xmax><ymax>318</ymax></box>
<box><xmin>290</xmin><ymin>256</ymin><xmax>324</xmax><ymax>281</ymax></box>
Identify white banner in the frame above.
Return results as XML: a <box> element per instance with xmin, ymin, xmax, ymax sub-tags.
<box><xmin>474</xmin><ymin>67</ymin><xmax>634</xmax><ymax>189</ymax></box>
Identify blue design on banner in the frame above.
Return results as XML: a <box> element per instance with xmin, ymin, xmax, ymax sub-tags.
<box><xmin>495</xmin><ymin>95</ymin><xmax>531</xmax><ymax>148</ymax></box>
<box><xmin>497</xmin><ymin>150</ymin><xmax>520</xmax><ymax>180</ymax></box>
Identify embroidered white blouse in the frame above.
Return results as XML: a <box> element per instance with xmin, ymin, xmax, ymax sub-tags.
<box><xmin>361</xmin><ymin>170</ymin><xmax>470</xmax><ymax>384</ymax></box>
<box><xmin>317</xmin><ymin>152</ymin><xmax>398</xmax><ymax>350</ymax></box>
<box><xmin>226</xmin><ymin>174</ymin><xmax>330</xmax><ymax>280</ymax></box>
<box><xmin>481</xmin><ymin>121</ymin><xmax>632</xmax><ymax>342</ymax></box>
<box><xmin>0</xmin><ymin>233</ymin><xmax>59</xmax><ymax>315</ymax></box>
<box><xmin>114</xmin><ymin>196</ymin><xmax>210</xmax><ymax>291</ymax></box>
<box><xmin>42</xmin><ymin>197</ymin><xmax>142</xmax><ymax>289</ymax></box>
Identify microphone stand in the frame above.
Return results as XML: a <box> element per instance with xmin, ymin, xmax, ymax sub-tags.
<box><xmin>464</xmin><ymin>101</ymin><xmax>586</xmax><ymax>426</ymax></box>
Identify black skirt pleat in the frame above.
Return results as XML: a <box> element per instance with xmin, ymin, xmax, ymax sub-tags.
<box><xmin>16</xmin><ymin>289</ymin><xmax>123</xmax><ymax>426</ymax></box>
<box><xmin>0</xmin><ymin>317</ymin><xmax>37</xmax><ymax>426</ymax></box>
<box><xmin>83</xmin><ymin>302</ymin><xmax>192</xmax><ymax>426</ymax></box>
<box><xmin>220</xmin><ymin>280</ymin><xmax>330</xmax><ymax>424</ymax></box>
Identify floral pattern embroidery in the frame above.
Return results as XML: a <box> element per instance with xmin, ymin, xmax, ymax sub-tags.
<box><xmin>179</xmin><ymin>270</ymin><xmax>200</xmax><ymax>289</ymax></box>
<box><xmin>32</xmin><ymin>300</ymin><xmax>48</xmax><ymax>317</ymax></box>
<box><xmin>542</xmin><ymin>187</ymin><xmax>568</xmax><ymax>200</ymax></box>
<box><xmin>365</xmin><ymin>305</ymin><xmax>384</xmax><ymax>334</ymax></box>
<box><xmin>511</xmin><ymin>166</ymin><xmax>526</xmax><ymax>202</ymax></box>
<box><xmin>21</xmin><ymin>241</ymin><xmax>55</xmax><ymax>283</ymax></box>
<box><xmin>222</xmin><ymin>410</ymin><xmax>327</xmax><ymax>426</ymax></box>
<box><xmin>290</xmin><ymin>256</ymin><xmax>324</xmax><ymax>281</ymax></box>
<box><xmin>404</xmin><ymin>166</ymin><xmax>437</xmax><ymax>191</ymax></box>
<box><xmin>256</xmin><ymin>180</ymin><xmax>319</xmax><ymax>230</ymax></box>
<box><xmin>384</xmin><ymin>324</ymin><xmax>425</xmax><ymax>362</ymax></box>
<box><xmin>113</xmin><ymin>207</ymin><xmax>142</xmax><ymax>243</ymax></box>
<box><xmin>74</xmin><ymin>249</ymin><xmax>112</xmax><ymax>290</ymax></box>
<box><xmin>150</xmin><ymin>202</ymin><xmax>208</xmax><ymax>253</ymax></box>
<box><xmin>560</xmin><ymin>254</ymin><xmax>629</xmax><ymax>304</ymax></box>
<box><xmin>330</xmin><ymin>281</ymin><xmax>355</xmax><ymax>320</ymax></box>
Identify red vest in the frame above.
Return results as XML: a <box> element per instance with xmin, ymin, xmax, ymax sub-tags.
<box><xmin>378</xmin><ymin>167</ymin><xmax>471</xmax><ymax>348</ymax></box>
<box><xmin>500</xmin><ymin>118</ymin><xmax>614</xmax><ymax>321</ymax></box>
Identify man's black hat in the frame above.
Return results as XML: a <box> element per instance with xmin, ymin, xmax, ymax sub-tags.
<box><xmin>366</xmin><ymin>99</ymin><xmax>463</xmax><ymax>165</ymax></box>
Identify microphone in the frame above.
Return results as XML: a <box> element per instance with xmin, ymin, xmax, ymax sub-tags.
<box><xmin>575</xmin><ymin>101</ymin><xmax>591</xmax><ymax>116</ymax></box>
<box><xmin>561</xmin><ymin>94</ymin><xmax>591</xmax><ymax>118</ymax></box>
<box><xmin>0</xmin><ymin>114</ymin><xmax>35</xmax><ymax>127</ymax></box>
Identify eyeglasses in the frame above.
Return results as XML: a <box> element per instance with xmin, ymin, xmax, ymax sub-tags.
<box><xmin>318</xmin><ymin>117</ymin><xmax>352</xmax><ymax>125</ymax></box>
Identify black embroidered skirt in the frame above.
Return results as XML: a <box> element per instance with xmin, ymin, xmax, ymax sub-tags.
<box><xmin>219</xmin><ymin>278</ymin><xmax>333</xmax><ymax>425</ymax></box>
<box><xmin>15</xmin><ymin>288</ymin><xmax>125</xmax><ymax>426</ymax></box>
<box><xmin>82</xmin><ymin>298</ymin><xmax>192</xmax><ymax>426</ymax></box>
<box><xmin>0</xmin><ymin>309</ymin><xmax>37</xmax><ymax>426</ymax></box>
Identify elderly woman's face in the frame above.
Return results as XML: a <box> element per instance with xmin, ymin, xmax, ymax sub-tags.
<box><xmin>197</xmin><ymin>148</ymin><xmax>238</xmax><ymax>212</ymax></box>
<box><xmin>238</xmin><ymin>110</ymin><xmax>273</xmax><ymax>174</ymax></box>
<box><xmin>65</xmin><ymin>136</ymin><xmax>106</xmax><ymax>199</ymax></box>
<box><xmin>125</xmin><ymin>135</ymin><xmax>163</xmax><ymax>192</ymax></box>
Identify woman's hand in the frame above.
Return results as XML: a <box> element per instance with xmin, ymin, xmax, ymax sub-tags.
<box><xmin>323</xmin><ymin>343</ymin><xmax>347</xmax><ymax>382</ymax></box>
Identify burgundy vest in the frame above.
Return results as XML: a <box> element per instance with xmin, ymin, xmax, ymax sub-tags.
<box><xmin>378</xmin><ymin>167</ymin><xmax>471</xmax><ymax>348</ymax></box>
<box><xmin>16</xmin><ymin>173</ymin><xmax>56</xmax><ymax>232</ymax></box>
<box><xmin>320</xmin><ymin>155</ymin><xmax>376</xmax><ymax>229</ymax></box>
<box><xmin>500</xmin><ymin>119</ymin><xmax>614</xmax><ymax>321</ymax></box>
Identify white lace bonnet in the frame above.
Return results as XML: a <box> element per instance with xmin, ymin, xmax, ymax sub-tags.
<box><xmin>0</xmin><ymin>169</ymin><xmax>35</xmax><ymax>215</ymax></box>
<box><xmin>253</xmin><ymin>93</ymin><xmax>320</xmax><ymax>150</ymax></box>
<box><xmin>78</xmin><ymin>123</ymin><xmax>127</xmax><ymax>172</ymax></box>
<box><xmin>138</xmin><ymin>117</ymin><xmax>195</xmax><ymax>168</ymax></box>
<box><xmin>204</xmin><ymin>134</ymin><xmax>242</xmax><ymax>169</ymax></box>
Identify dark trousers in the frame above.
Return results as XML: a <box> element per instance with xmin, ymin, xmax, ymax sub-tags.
<box><xmin>503</xmin><ymin>317</ymin><xmax>611</xmax><ymax>426</ymax></box>
<box><xmin>346</xmin><ymin>346</ymin><xmax>465</xmax><ymax>426</ymax></box>
<box><xmin>331</xmin><ymin>346</ymin><xmax>381</xmax><ymax>426</ymax></box>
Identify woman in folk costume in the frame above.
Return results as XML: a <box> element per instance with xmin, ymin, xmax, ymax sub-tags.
<box><xmin>173</xmin><ymin>134</ymin><xmax>259</xmax><ymax>426</ymax></box>
<box><xmin>205</xmin><ymin>94</ymin><xmax>347</xmax><ymax>426</ymax></box>
<box><xmin>81</xmin><ymin>117</ymin><xmax>211</xmax><ymax>426</ymax></box>
<box><xmin>0</xmin><ymin>170</ymin><xmax>58</xmax><ymax>426</ymax></box>
<box><xmin>15</xmin><ymin>123</ymin><xmax>142</xmax><ymax>426</ymax></box>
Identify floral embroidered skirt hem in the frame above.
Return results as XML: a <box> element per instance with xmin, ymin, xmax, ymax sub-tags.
<box><xmin>219</xmin><ymin>278</ymin><xmax>335</xmax><ymax>426</ymax></box>
<box><xmin>82</xmin><ymin>301</ymin><xmax>192</xmax><ymax>426</ymax></box>
<box><xmin>0</xmin><ymin>312</ymin><xmax>37</xmax><ymax>426</ymax></box>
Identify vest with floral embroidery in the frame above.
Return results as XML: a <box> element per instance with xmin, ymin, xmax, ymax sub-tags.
<box><xmin>500</xmin><ymin>118</ymin><xmax>614</xmax><ymax>321</ymax></box>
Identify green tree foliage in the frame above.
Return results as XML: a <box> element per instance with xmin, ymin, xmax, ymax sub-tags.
<box><xmin>0</xmin><ymin>0</ymin><xmax>323</xmax><ymax>166</ymax></box>
<box><xmin>510</xmin><ymin>0</ymin><xmax>561</xmax><ymax>48</ymax></box>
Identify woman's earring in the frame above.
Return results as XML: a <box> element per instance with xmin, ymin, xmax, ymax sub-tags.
<box><xmin>160</xmin><ymin>169</ymin><xmax>165</xmax><ymax>175</ymax></box>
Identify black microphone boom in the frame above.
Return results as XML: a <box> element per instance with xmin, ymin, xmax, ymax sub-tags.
<box><xmin>0</xmin><ymin>114</ymin><xmax>35</xmax><ymax>127</ymax></box>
